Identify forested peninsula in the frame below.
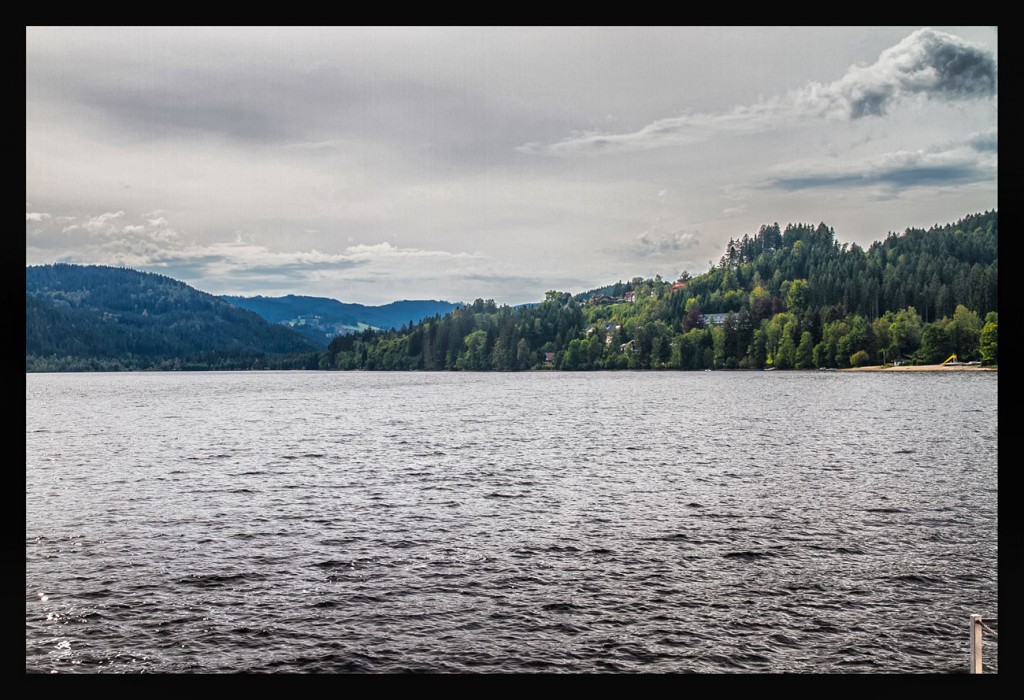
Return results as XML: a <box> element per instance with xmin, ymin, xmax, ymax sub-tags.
<box><xmin>321</xmin><ymin>211</ymin><xmax>997</xmax><ymax>371</ymax></box>
<box><xmin>26</xmin><ymin>211</ymin><xmax>997</xmax><ymax>372</ymax></box>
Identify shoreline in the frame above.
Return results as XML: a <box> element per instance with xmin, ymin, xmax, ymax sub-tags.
<box><xmin>840</xmin><ymin>364</ymin><xmax>996</xmax><ymax>372</ymax></box>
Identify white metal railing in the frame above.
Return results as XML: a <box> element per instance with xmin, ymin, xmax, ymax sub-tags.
<box><xmin>970</xmin><ymin>614</ymin><xmax>998</xmax><ymax>674</ymax></box>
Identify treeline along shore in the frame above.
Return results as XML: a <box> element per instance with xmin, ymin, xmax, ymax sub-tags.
<box><xmin>27</xmin><ymin>211</ymin><xmax>997</xmax><ymax>373</ymax></box>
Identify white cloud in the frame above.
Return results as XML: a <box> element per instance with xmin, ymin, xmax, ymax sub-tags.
<box><xmin>524</xmin><ymin>28</ymin><xmax>996</xmax><ymax>156</ymax></box>
<box><xmin>519</xmin><ymin>95</ymin><xmax>797</xmax><ymax>156</ymax></box>
<box><xmin>106</xmin><ymin>238</ymin><xmax>492</xmax><ymax>304</ymax></box>
<box><xmin>30</xmin><ymin>215</ymin><xmax>480</xmax><ymax>285</ymax></box>
<box><xmin>75</xmin><ymin>210</ymin><xmax>126</xmax><ymax>235</ymax></box>
<box><xmin>55</xmin><ymin>211</ymin><xmax>184</xmax><ymax>244</ymax></box>
<box><xmin>632</xmin><ymin>229</ymin><xmax>701</xmax><ymax>257</ymax></box>
<box><xmin>342</xmin><ymin>242</ymin><xmax>476</xmax><ymax>260</ymax></box>
<box><xmin>26</xmin><ymin>212</ymin><xmax>50</xmax><ymax>222</ymax></box>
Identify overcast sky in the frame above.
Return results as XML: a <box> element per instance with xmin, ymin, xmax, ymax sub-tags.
<box><xmin>26</xmin><ymin>26</ymin><xmax>997</xmax><ymax>306</ymax></box>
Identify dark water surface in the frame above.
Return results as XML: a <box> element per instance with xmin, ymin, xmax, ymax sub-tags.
<box><xmin>26</xmin><ymin>371</ymin><xmax>998</xmax><ymax>673</ymax></box>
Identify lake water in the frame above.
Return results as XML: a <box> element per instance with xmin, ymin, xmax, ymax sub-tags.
<box><xmin>26</xmin><ymin>370</ymin><xmax>998</xmax><ymax>673</ymax></box>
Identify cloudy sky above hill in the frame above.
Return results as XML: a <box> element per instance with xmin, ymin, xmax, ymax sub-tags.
<box><xmin>26</xmin><ymin>26</ymin><xmax>997</xmax><ymax>305</ymax></box>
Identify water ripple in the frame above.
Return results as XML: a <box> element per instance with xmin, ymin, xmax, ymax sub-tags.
<box><xmin>26</xmin><ymin>371</ymin><xmax>997</xmax><ymax>673</ymax></box>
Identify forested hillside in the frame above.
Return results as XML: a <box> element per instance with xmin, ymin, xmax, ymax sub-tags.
<box><xmin>25</xmin><ymin>212</ymin><xmax>998</xmax><ymax>372</ymax></box>
<box><xmin>26</xmin><ymin>265</ymin><xmax>320</xmax><ymax>371</ymax></box>
<box><xmin>319</xmin><ymin>211</ymin><xmax>997</xmax><ymax>371</ymax></box>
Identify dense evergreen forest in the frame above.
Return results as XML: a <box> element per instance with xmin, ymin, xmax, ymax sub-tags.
<box><xmin>26</xmin><ymin>265</ymin><xmax>321</xmax><ymax>371</ymax></box>
<box><xmin>319</xmin><ymin>211</ymin><xmax>998</xmax><ymax>371</ymax></box>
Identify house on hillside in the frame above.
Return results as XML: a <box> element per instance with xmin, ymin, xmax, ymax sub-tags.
<box><xmin>604</xmin><ymin>323</ymin><xmax>621</xmax><ymax>346</ymax></box>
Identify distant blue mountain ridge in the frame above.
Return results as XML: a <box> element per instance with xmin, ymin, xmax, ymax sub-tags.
<box><xmin>221</xmin><ymin>294</ymin><xmax>463</xmax><ymax>347</ymax></box>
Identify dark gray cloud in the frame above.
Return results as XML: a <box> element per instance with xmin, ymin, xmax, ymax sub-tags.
<box><xmin>910</xmin><ymin>30</ymin><xmax>997</xmax><ymax>97</ymax></box>
<box><xmin>968</xmin><ymin>130</ymin><xmax>998</xmax><ymax>152</ymax></box>
<box><xmin>873</xmin><ymin>164</ymin><xmax>985</xmax><ymax>187</ymax></box>
<box><xmin>772</xmin><ymin>165</ymin><xmax>983</xmax><ymax>191</ymax></box>
<box><xmin>47</xmin><ymin>63</ymin><xmax>399</xmax><ymax>144</ymax></box>
<box><xmin>27</xmin><ymin>30</ymin><xmax>576</xmax><ymax>167</ymax></box>
<box><xmin>78</xmin><ymin>87</ymin><xmax>287</xmax><ymax>142</ymax></box>
<box><xmin>816</xmin><ymin>28</ymin><xmax>997</xmax><ymax>120</ymax></box>
<box><xmin>768</xmin><ymin>139</ymin><xmax>994</xmax><ymax>192</ymax></box>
